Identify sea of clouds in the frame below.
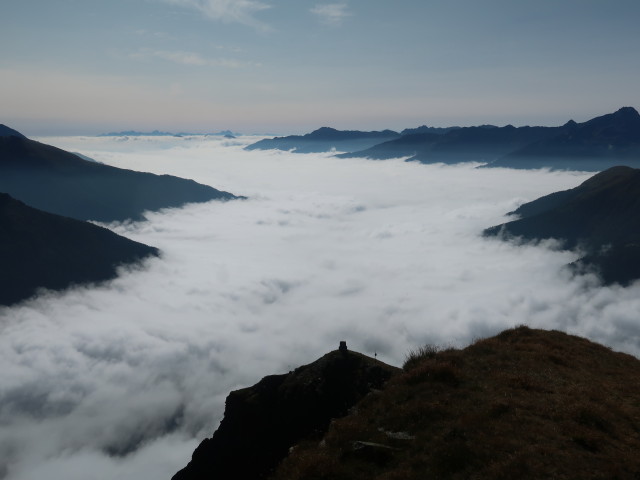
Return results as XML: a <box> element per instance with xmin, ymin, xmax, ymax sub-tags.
<box><xmin>1</xmin><ymin>135</ymin><xmax>639</xmax><ymax>479</ymax></box>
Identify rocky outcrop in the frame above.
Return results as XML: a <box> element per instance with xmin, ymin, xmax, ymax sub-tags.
<box><xmin>172</xmin><ymin>345</ymin><xmax>400</xmax><ymax>480</ymax></box>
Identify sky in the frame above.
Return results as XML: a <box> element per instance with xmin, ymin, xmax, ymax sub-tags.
<box><xmin>1</xmin><ymin>135</ymin><xmax>640</xmax><ymax>479</ymax></box>
<box><xmin>2</xmin><ymin>0</ymin><xmax>640</xmax><ymax>135</ymax></box>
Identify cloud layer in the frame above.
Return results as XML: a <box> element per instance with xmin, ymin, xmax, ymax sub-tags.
<box><xmin>164</xmin><ymin>0</ymin><xmax>271</xmax><ymax>29</ymax></box>
<box><xmin>130</xmin><ymin>48</ymin><xmax>258</xmax><ymax>68</ymax></box>
<box><xmin>310</xmin><ymin>3</ymin><xmax>352</xmax><ymax>26</ymax></box>
<box><xmin>1</xmin><ymin>136</ymin><xmax>639</xmax><ymax>479</ymax></box>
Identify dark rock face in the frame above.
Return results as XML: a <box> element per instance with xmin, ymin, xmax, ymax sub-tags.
<box><xmin>245</xmin><ymin>127</ymin><xmax>400</xmax><ymax>153</ymax></box>
<box><xmin>484</xmin><ymin>166</ymin><xmax>640</xmax><ymax>285</ymax></box>
<box><xmin>0</xmin><ymin>192</ymin><xmax>158</xmax><ymax>306</ymax></box>
<box><xmin>0</xmin><ymin>130</ymin><xmax>241</xmax><ymax>222</ymax></box>
<box><xmin>172</xmin><ymin>348</ymin><xmax>400</xmax><ymax>480</ymax></box>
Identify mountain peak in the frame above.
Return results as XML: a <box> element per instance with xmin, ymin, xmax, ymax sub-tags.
<box><xmin>172</xmin><ymin>347</ymin><xmax>399</xmax><ymax>480</ymax></box>
<box><xmin>312</xmin><ymin>126</ymin><xmax>338</xmax><ymax>133</ymax></box>
<box><xmin>0</xmin><ymin>124</ymin><xmax>27</xmax><ymax>139</ymax></box>
<box><xmin>613</xmin><ymin>106</ymin><xmax>639</xmax><ymax>118</ymax></box>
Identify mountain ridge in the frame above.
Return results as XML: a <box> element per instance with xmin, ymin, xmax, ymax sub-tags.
<box><xmin>276</xmin><ymin>107</ymin><xmax>640</xmax><ymax>170</ymax></box>
<box><xmin>272</xmin><ymin>327</ymin><xmax>640</xmax><ymax>480</ymax></box>
<box><xmin>484</xmin><ymin>165</ymin><xmax>640</xmax><ymax>285</ymax></box>
<box><xmin>172</xmin><ymin>345</ymin><xmax>399</xmax><ymax>480</ymax></box>
<box><xmin>0</xmin><ymin>128</ymin><xmax>242</xmax><ymax>222</ymax></box>
<box><xmin>174</xmin><ymin>327</ymin><xmax>640</xmax><ymax>480</ymax></box>
<box><xmin>0</xmin><ymin>124</ymin><xmax>27</xmax><ymax>139</ymax></box>
<box><xmin>244</xmin><ymin>127</ymin><xmax>401</xmax><ymax>153</ymax></box>
<box><xmin>0</xmin><ymin>192</ymin><xmax>158</xmax><ymax>306</ymax></box>
<box><xmin>490</xmin><ymin>107</ymin><xmax>640</xmax><ymax>169</ymax></box>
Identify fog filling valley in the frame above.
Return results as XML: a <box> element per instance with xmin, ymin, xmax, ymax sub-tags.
<box><xmin>1</xmin><ymin>135</ymin><xmax>639</xmax><ymax>479</ymax></box>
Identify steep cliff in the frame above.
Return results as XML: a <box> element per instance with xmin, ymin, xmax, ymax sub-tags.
<box><xmin>173</xmin><ymin>345</ymin><xmax>399</xmax><ymax>480</ymax></box>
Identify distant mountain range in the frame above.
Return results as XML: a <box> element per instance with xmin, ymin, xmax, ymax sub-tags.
<box><xmin>0</xmin><ymin>125</ymin><xmax>242</xmax><ymax>222</ymax></box>
<box><xmin>245</xmin><ymin>107</ymin><xmax>640</xmax><ymax>171</ymax></box>
<box><xmin>0</xmin><ymin>192</ymin><xmax>157</xmax><ymax>306</ymax></box>
<box><xmin>175</xmin><ymin>327</ymin><xmax>640</xmax><ymax>480</ymax></box>
<box><xmin>485</xmin><ymin>166</ymin><xmax>640</xmax><ymax>285</ymax></box>
<box><xmin>244</xmin><ymin>127</ymin><xmax>401</xmax><ymax>153</ymax></box>
<box><xmin>400</xmin><ymin>125</ymin><xmax>461</xmax><ymax>136</ymax></box>
<box><xmin>99</xmin><ymin>130</ymin><xmax>240</xmax><ymax>137</ymax></box>
<box><xmin>339</xmin><ymin>123</ymin><xmax>565</xmax><ymax>163</ymax></box>
<box><xmin>489</xmin><ymin>107</ymin><xmax>640</xmax><ymax>170</ymax></box>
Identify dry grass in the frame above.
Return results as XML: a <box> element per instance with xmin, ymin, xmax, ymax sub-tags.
<box><xmin>403</xmin><ymin>343</ymin><xmax>440</xmax><ymax>371</ymax></box>
<box><xmin>271</xmin><ymin>326</ymin><xmax>640</xmax><ymax>480</ymax></box>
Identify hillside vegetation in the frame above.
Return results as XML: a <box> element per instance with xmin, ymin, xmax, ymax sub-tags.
<box><xmin>272</xmin><ymin>327</ymin><xmax>640</xmax><ymax>480</ymax></box>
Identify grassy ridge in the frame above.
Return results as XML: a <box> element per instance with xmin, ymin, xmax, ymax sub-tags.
<box><xmin>273</xmin><ymin>327</ymin><xmax>640</xmax><ymax>479</ymax></box>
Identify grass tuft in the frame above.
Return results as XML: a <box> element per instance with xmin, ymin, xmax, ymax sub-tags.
<box><xmin>402</xmin><ymin>344</ymin><xmax>440</xmax><ymax>371</ymax></box>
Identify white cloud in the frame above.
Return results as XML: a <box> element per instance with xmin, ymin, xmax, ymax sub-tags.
<box><xmin>311</xmin><ymin>3</ymin><xmax>352</xmax><ymax>26</ymax></box>
<box><xmin>164</xmin><ymin>0</ymin><xmax>271</xmax><ymax>30</ymax></box>
<box><xmin>2</xmin><ymin>135</ymin><xmax>639</xmax><ymax>479</ymax></box>
<box><xmin>130</xmin><ymin>49</ymin><xmax>256</xmax><ymax>68</ymax></box>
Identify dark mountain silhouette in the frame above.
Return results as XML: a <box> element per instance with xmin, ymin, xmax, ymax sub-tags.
<box><xmin>0</xmin><ymin>192</ymin><xmax>158</xmax><ymax>306</ymax></box>
<box><xmin>0</xmin><ymin>124</ymin><xmax>27</xmax><ymax>139</ymax></box>
<box><xmin>484</xmin><ymin>166</ymin><xmax>640</xmax><ymax>285</ymax></box>
<box><xmin>400</xmin><ymin>125</ymin><xmax>460</xmax><ymax>136</ymax></box>
<box><xmin>244</xmin><ymin>127</ymin><xmax>400</xmax><ymax>153</ymax></box>
<box><xmin>333</xmin><ymin>107</ymin><xmax>640</xmax><ymax>170</ymax></box>
<box><xmin>336</xmin><ymin>131</ymin><xmax>444</xmax><ymax>160</ymax></box>
<box><xmin>489</xmin><ymin>107</ymin><xmax>640</xmax><ymax>170</ymax></box>
<box><xmin>270</xmin><ymin>327</ymin><xmax>640</xmax><ymax>480</ymax></box>
<box><xmin>172</xmin><ymin>344</ymin><xmax>399</xmax><ymax>480</ymax></box>
<box><xmin>0</xmin><ymin>128</ymin><xmax>241</xmax><ymax>222</ymax></box>
<box><xmin>339</xmin><ymin>124</ymin><xmax>564</xmax><ymax>163</ymax></box>
<box><xmin>72</xmin><ymin>152</ymin><xmax>102</xmax><ymax>163</ymax></box>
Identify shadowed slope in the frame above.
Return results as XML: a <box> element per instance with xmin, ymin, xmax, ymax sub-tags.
<box><xmin>0</xmin><ymin>193</ymin><xmax>158</xmax><ymax>306</ymax></box>
<box><xmin>0</xmin><ymin>131</ymin><xmax>241</xmax><ymax>222</ymax></box>
<box><xmin>0</xmin><ymin>124</ymin><xmax>27</xmax><ymax>139</ymax></box>
<box><xmin>484</xmin><ymin>166</ymin><xmax>640</xmax><ymax>284</ymax></box>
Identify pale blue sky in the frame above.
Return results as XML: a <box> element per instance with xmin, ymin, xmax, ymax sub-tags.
<box><xmin>2</xmin><ymin>0</ymin><xmax>639</xmax><ymax>135</ymax></box>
